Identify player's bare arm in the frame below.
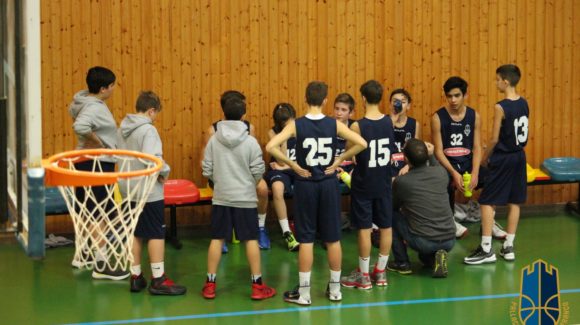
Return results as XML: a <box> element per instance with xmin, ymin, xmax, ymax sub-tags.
<box><xmin>266</xmin><ymin>121</ymin><xmax>311</xmax><ymax>178</ymax></box>
<box><xmin>470</xmin><ymin>112</ymin><xmax>483</xmax><ymax>190</ymax></box>
<box><xmin>481</xmin><ymin>104</ymin><xmax>504</xmax><ymax>167</ymax></box>
<box><xmin>326</xmin><ymin>121</ymin><xmax>367</xmax><ymax>174</ymax></box>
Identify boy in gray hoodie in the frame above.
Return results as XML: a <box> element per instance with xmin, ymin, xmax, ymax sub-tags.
<box><xmin>117</xmin><ymin>91</ymin><xmax>186</xmax><ymax>295</ymax></box>
<box><xmin>201</xmin><ymin>98</ymin><xmax>275</xmax><ymax>300</ymax></box>
<box><xmin>68</xmin><ymin>66</ymin><xmax>129</xmax><ymax>280</ymax></box>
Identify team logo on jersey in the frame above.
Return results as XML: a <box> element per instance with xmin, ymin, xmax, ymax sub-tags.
<box><xmin>405</xmin><ymin>132</ymin><xmax>412</xmax><ymax>141</ymax></box>
<box><xmin>443</xmin><ymin>147</ymin><xmax>471</xmax><ymax>157</ymax></box>
<box><xmin>464</xmin><ymin>124</ymin><xmax>471</xmax><ymax>137</ymax></box>
<box><xmin>391</xmin><ymin>152</ymin><xmax>405</xmax><ymax>161</ymax></box>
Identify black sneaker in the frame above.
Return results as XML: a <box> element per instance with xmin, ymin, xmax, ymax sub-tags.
<box><xmin>464</xmin><ymin>246</ymin><xmax>497</xmax><ymax>265</ymax></box>
<box><xmin>149</xmin><ymin>274</ymin><xmax>187</xmax><ymax>295</ymax></box>
<box><xmin>92</xmin><ymin>261</ymin><xmax>130</xmax><ymax>280</ymax></box>
<box><xmin>387</xmin><ymin>261</ymin><xmax>413</xmax><ymax>275</ymax></box>
<box><xmin>499</xmin><ymin>246</ymin><xmax>515</xmax><ymax>261</ymax></box>
<box><xmin>130</xmin><ymin>274</ymin><xmax>147</xmax><ymax>292</ymax></box>
<box><xmin>432</xmin><ymin>250</ymin><xmax>448</xmax><ymax>278</ymax></box>
<box><xmin>283</xmin><ymin>285</ymin><xmax>311</xmax><ymax>305</ymax></box>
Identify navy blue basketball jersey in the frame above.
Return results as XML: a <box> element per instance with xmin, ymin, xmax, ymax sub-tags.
<box><xmin>213</xmin><ymin>120</ymin><xmax>250</xmax><ymax>133</ymax></box>
<box><xmin>391</xmin><ymin>117</ymin><xmax>417</xmax><ymax>173</ymax></box>
<box><xmin>335</xmin><ymin>119</ymin><xmax>355</xmax><ymax>157</ymax></box>
<box><xmin>295</xmin><ymin>115</ymin><xmax>338</xmax><ymax>181</ymax></box>
<box><xmin>351</xmin><ymin>116</ymin><xmax>395</xmax><ymax>197</ymax></box>
<box><xmin>269</xmin><ymin>127</ymin><xmax>297</xmax><ymax>164</ymax></box>
<box><xmin>436</xmin><ymin>107</ymin><xmax>476</xmax><ymax>172</ymax></box>
<box><xmin>495</xmin><ymin>98</ymin><xmax>530</xmax><ymax>153</ymax></box>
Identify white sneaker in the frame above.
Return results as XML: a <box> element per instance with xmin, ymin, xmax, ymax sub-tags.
<box><xmin>326</xmin><ymin>283</ymin><xmax>342</xmax><ymax>301</ymax></box>
<box><xmin>455</xmin><ymin>221</ymin><xmax>469</xmax><ymax>239</ymax></box>
<box><xmin>284</xmin><ymin>286</ymin><xmax>312</xmax><ymax>305</ymax></box>
<box><xmin>454</xmin><ymin>203</ymin><xmax>469</xmax><ymax>222</ymax></box>
<box><xmin>492</xmin><ymin>222</ymin><xmax>508</xmax><ymax>240</ymax></box>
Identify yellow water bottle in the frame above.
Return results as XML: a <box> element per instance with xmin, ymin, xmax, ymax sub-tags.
<box><xmin>463</xmin><ymin>172</ymin><xmax>472</xmax><ymax>198</ymax></box>
<box><xmin>340</xmin><ymin>171</ymin><xmax>351</xmax><ymax>188</ymax></box>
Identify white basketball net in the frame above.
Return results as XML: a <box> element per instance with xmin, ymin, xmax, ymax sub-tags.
<box><xmin>49</xmin><ymin>152</ymin><xmax>160</xmax><ymax>272</ymax></box>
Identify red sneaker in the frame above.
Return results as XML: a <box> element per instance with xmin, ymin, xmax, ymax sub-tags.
<box><xmin>202</xmin><ymin>281</ymin><xmax>216</xmax><ymax>299</ymax></box>
<box><xmin>251</xmin><ymin>283</ymin><xmax>276</xmax><ymax>300</ymax></box>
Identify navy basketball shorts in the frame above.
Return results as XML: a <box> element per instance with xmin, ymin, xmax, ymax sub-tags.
<box><xmin>351</xmin><ymin>193</ymin><xmax>393</xmax><ymax>229</ymax></box>
<box><xmin>479</xmin><ymin>150</ymin><xmax>527</xmax><ymax>205</ymax></box>
<box><xmin>263</xmin><ymin>169</ymin><xmax>294</xmax><ymax>195</ymax></box>
<box><xmin>293</xmin><ymin>177</ymin><xmax>341</xmax><ymax>243</ymax></box>
<box><xmin>134</xmin><ymin>200</ymin><xmax>166</xmax><ymax>239</ymax></box>
<box><xmin>210</xmin><ymin>205</ymin><xmax>259</xmax><ymax>241</ymax></box>
<box><xmin>74</xmin><ymin>160</ymin><xmax>116</xmax><ymax>220</ymax></box>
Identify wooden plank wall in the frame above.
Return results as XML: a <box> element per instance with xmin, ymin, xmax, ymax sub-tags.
<box><xmin>41</xmin><ymin>0</ymin><xmax>579</xmax><ymax>229</ymax></box>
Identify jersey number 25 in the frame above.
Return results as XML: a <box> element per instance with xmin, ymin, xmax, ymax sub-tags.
<box><xmin>303</xmin><ymin>138</ymin><xmax>333</xmax><ymax>166</ymax></box>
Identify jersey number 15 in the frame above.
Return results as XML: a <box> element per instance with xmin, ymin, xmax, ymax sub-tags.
<box><xmin>369</xmin><ymin>139</ymin><xmax>391</xmax><ymax>168</ymax></box>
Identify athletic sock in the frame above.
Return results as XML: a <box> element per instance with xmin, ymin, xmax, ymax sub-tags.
<box><xmin>481</xmin><ymin>236</ymin><xmax>492</xmax><ymax>253</ymax></box>
<box><xmin>130</xmin><ymin>264</ymin><xmax>141</xmax><ymax>276</ymax></box>
<box><xmin>504</xmin><ymin>234</ymin><xmax>515</xmax><ymax>248</ymax></box>
<box><xmin>329</xmin><ymin>270</ymin><xmax>341</xmax><ymax>293</ymax></box>
<box><xmin>279</xmin><ymin>218</ymin><xmax>291</xmax><ymax>234</ymax></box>
<box><xmin>151</xmin><ymin>262</ymin><xmax>164</xmax><ymax>278</ymax></box>
<box><xmin>298</xmin><ymin>272</ymin><xmax>311</xmax><ymax>298</ymax></box>
<box><xmin>258</xmin><ymin>213</ymin><xmax>266</xmax><ymax>228</ymax></box>
<box><xmin>251</xmin><ymin>274</ymin><xmax>263</xmax><ymax>285</ymax></box>
<box><xmin>376</xmin><ymin>254</ymin><xmax>389</xmax><ymax>272</ymax></box>
<box><xmin>207</xmin><ymin>273</ymin><xmax>216</xmax><ymax>283</ymax></box>
<box><xmin>359</xmin><ymin>256</ymin><xmax>370</xmax><ymax>274</ymax></box>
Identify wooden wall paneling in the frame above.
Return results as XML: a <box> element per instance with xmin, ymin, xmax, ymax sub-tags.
<box><xmin>278</xmin><ymin>0</ymin><xmax>289</xmax><ymax>103</ymax></box>
<box><xmin>542</xmin><ymin>0</ymin><xmax>555</xmax><ymax>203</ymax></box>
<box><xmin>181</xmin><ymin>0</ymin><xmax>194</xmax><ymax>180</ymax></box>
<box><xmin>41</xmin><ymin>2</ymin><xmax>53</xmax><ymax>155</ymax></box>
<box><xmin>49</xmin><ymin>1</ymin><xmax>63</xmax><ymax>153</ymax></box>
<box><xmin>40</xmin><ymin>0</ymin><xmax>580</xmax><ymax>206</ymax></box>
<box><xmin>287</xmin><ymin>0</ymin><xmax>299</xmax><ymax>114</ymax></box>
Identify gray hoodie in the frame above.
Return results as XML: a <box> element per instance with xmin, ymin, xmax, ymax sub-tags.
<box><xmin>117</xmin><ymin>114</ymin><xmax>170</xmax><ymax>202</ymax></box>
<box><xmin>69</xmin><ymin>90</ymin><xmax>118</xmax><ymax>154</ymax></box>
<box><xmin>202</xmin><ymin>121</ymin><xmax>265</xmax><ymax>208</ymax></box>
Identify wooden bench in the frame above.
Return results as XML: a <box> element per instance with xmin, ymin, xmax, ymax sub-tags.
<box><xmin>527</xmin><ymin>160</ymin><xmax>579</xmax><ymax>214</ymax></box>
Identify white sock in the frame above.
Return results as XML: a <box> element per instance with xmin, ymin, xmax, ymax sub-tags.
<box><xmin>481</xmin><ymin>236</ymin><xmax>492</xmax><ymax>253</ymax></box>
<box><xmin>130</xmin><ymin>264</ymin><xmax>141</xmax><ymax>276</ymax></box>
<box><xmin>258</xmin><ymin>213</ymin><xmax>266</xmax><ymax>228</ymax></box>
<box><xmin>95</xmin><ymin>247</ymin><xmax>107</xmax><ymax>262</ymax></box>
<box><xmin>504</xmin><ymin>234</ymin><xmax>515</xmax><ymax>248</ymax></box>
<box><xmin>359</xmin><ymin>256</ymin><xmax>370</xmax><ymax>274</ymax></box>
<box><xmin>376</xmin><ymin>254</ymin><xmax>389</xmax><ymax>271</ymax></box>
<box><xmin>151</xmin><ymin>262</ymin><xmax>164</xmax><ymax>278</ymax></box>
<box><xmin>329</xmin><ymin>270</ymin><xmax>341</xmax><ymax>293</ymax></box>
<box><xmin>298</xmin><ymin>272</ymin><xmax>311</xmax><ymax>298</ymax></box>
<box><xmin>279</xmin><ymin>219</ymin><xmax>291</xmax><ymax>234</ymax></box>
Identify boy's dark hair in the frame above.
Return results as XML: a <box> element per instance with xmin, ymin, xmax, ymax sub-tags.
<box><xmin>360</xmin><ymin>80</ymin><xmax>383</xmax><ymax>105</ymax></box>
<box><xmin>136</xmin><ymin>91</ymin><xmax>162</xmax><ymax>113</ymax></box>
<box><xmin>403</xmin><ymin>138</ymin><xmax>429</xmax><ymax>167</ymax></box>
<box><xmin>496</xmin><ymin>64</ymin><xmax>521</xmax><ymax>86</ymax></box>
<box><xmin>223</xmin><ymin>98</ymin><xmax>246</xmax><ymax>120</ymax></box>
<box><xmin>389</xmin><ymin>88</ymin><xmax>412</xmax><ymax>103</ymax></box>
<box><xmin>220</xmin><ymin>90</ymin><xmax>246</xmax><ymax>109</ymax></box>
<box><xmin>86</xmin><ymin>66</ymin><xmax>116</xmax><ymax>94</ymax></box>
<box><xmin>305</xmin><ymin>81</ymin><xmax>328</xmax><ymax>106</ymax></box>
<box><xmin>272</xmin><ymin>103</ymin><xmax>296</xmax><ymax>133</ymax></box>
<box><xmin>443</xmin><ymin>76</ymin><xmax>468</xmax><ymax>95</ymax></box>
<box><xmin>334</xmin><ymin>93</ymin><xmax>356</xmax><ymax>112</ymax></box>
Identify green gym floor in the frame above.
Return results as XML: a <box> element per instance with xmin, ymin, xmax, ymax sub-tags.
<box><xmin>1</xmin><ymin>211</ymin><xmax>579</xmax><ymax>325</ymax></box>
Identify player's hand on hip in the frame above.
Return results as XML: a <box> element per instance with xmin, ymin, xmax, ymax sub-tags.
<box><xmin>425</xmin><ymin>142</ymin><xmax>435</xmax><ymax>156</ymax></box>
<box><xmin>325</xmin><ymin>160</ymin><xmax>342</xmax><ymax>175</ymax></box>
<box><xmin>291</xmin><ymin>163</ymin><xmax>311</xmax><ymax>178</ymax></box>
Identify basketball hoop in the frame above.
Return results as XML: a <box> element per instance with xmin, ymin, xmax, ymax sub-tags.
<box><xmin>43</xmin><ymin>149</ymin><xmax>163</xmax><ymax>272</ymax></box>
